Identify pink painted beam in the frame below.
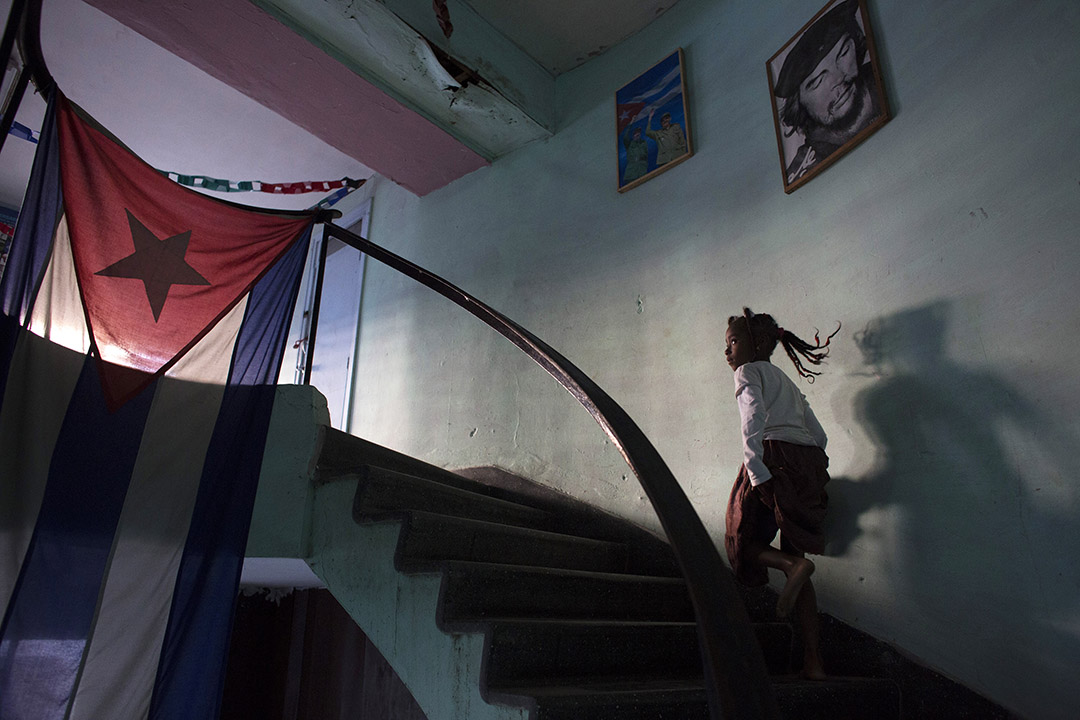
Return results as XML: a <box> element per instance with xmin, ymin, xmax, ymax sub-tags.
<box><xmin>84</xmin><ymin>0</ymin><xmax>488</xmax><ymax>196</ymax></box>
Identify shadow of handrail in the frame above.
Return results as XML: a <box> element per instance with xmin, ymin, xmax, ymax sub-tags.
<box><xmin>321</xmin><ymin>222</ymin><xmax>779</xmax><ymax>719</ymax></box>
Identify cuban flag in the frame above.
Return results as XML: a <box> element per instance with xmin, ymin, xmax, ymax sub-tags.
<box><xmin>0</xmin><ymin>90</ymin><xmax>315</xmax><ymax>719</ymax></box>
<box><xmin>615</xmin><ymin>62</ymin><xmax>684</xmax><ymax>134</ymax></box>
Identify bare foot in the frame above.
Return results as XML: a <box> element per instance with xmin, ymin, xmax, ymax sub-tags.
<box><xmin>776</xmin><ymin>557</ymin><xmax>814</xmax><ymax>618</ymax></box>
<box><xmin>801</xmin><ymin>653</ymin><xmax>827</xmax><ymax>681</ymax></box>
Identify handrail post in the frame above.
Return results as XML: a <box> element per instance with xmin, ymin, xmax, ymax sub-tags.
<box><xmin>0</xmin><ymin>67</ymin><xmax>30</xmax><ymax>156</ymax></box>
<box><xmin>1</xmin><ymin>0</ymin><xmax>53</xmax><ymax>158</ymax></box>
<box><xmin>302</xmin><ymin>227</ymin><xmax>330</xmax><ymax>386</ymax></box>
<box><xmin>0</xmin><ymin>0</ymin><xmax>29</xmax><ymax>156</ymax></box>
<box><xmin>0</xmin><ymin>0</ymin><xmax>27</xmax><ymax>88</ymax></box>
<box><xmin>17</xmin><ymin>0</ymin><xmax>52</xmax><ymax>94</ymax></box>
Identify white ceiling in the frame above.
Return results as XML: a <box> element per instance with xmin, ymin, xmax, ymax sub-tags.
<box><xmin>3</xmin><ymin>0</ymin><xmax>687</xmax><ymax>203</ymax></box>
<box><xmin>464</xmin><ymin>0</ymin><xmax>681</xmax><ymax>75</ymax></box>
<box><xmin>0</xmin><ymin>0</ymin><xmax>372</xmax><ymax>211</ymax></box>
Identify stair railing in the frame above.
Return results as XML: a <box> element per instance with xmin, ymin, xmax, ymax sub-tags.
<box><xmin>0</xmin><ymin>0</ymin><xmax>52</xmax><ymax>157</ymax></box>
<box><xmin>319</xmin><ymin>222</ymin><xmax>780</xmax><ymax>720</ymax></box>
<box><xmin>6</xmin><ymin>0</ymin><xmax>779</xmax><ymax>713</ymax></box>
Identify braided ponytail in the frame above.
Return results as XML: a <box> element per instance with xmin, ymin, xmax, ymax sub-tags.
<box><xmin>728</xmin><ymin>307</ymin><xmax>840</xmax><ymax>382</ymax></box>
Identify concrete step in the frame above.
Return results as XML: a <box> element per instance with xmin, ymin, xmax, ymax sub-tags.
<box><xmin>771</xmin><ymin>676</ymin><xmax>901</xmax><ymax>720</ymax></box>
<box><xmin>318</xmin><ymin>427</ymin><xmax>509</xmax><ymax>499</ymax></box>
<box><xmin>494</xmin><ymin>678</ymin><xmax>708</xmax><ymax>720</ymax></box>
<box><xmin>352</xmin><ymin>466</ymin><xmax>553</xmax><ymax>530</ymax></box>
<box><xmin>389</xmin><ymin>511</ymin><xmax>631</xmax><ymax>573</ymax></box>
<box><xmin>438</xmin><ymin>561</ymin><xmax>690</xmax><ymax>625</ymax></box>
<box><xmin>321</xmin><ymin>440</ymin><xmax>678</xmax><ymax>574</ymax></box>
<box><xmin>482</xmin><ymin>619</ymin><xmax>702</xmax><ymax>689</ymax></box>
<box><xmin>482</xmin><ymin>620</ymin><xmax>794</xmax><ymax>689</ymax></box>
<box><xmin>497</xmin><ymin>676</ymin><xmax>899</xmax><ymax>720</ymax></box>
<box><xmin>436</xmin><ymin>561</ymin><xmax>682</xmax><ymax>621</ymax></box>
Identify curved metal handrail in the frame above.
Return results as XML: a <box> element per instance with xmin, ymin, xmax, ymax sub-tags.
<box><xmin>0</xmin><ymin>1</ymin><xmax>52</xmax><ymax>156</ymax></box>
<box><xmin>322</xmin><ymin>222</ymin><xmax>779</xmax><ymax>719</ymax></box>
<box><xmin>5</xmin><ymin>0</ymin><xmax>52</xmax><ymax>93</ymax></box>
<box><xmin>16</xmin><ymin>0</ymin><xmax>52</xmax><ymax>94</ymax></box>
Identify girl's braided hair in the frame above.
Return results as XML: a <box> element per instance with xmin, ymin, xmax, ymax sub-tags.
<box><xmin>728</xmin><ymin>307</ymin><xmax>840</xmax><ymax>382</ymax></box>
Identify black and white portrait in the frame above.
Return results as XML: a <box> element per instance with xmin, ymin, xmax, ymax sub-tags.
<box><xmin>767</xmin><ymin>0</ymin><xmax>890</xmax><ymax>192</ymax></box>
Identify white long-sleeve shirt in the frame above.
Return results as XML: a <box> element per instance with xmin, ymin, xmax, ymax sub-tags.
<box><xmin>734</xmin><ymin>361</ymin><xmax>827</xmax><ymax>486</ymax></box>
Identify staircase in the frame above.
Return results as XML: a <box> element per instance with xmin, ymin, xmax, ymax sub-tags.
<box><xmin>313</xmin><ymin>428</ymin><xmax>902</xmax><ymax>719</ymax></box>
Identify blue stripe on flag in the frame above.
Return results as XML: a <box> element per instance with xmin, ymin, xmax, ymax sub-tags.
<box><xmin>0</xmin><ymin>95</ymin><xmax>62</xmax><ymax>404</ymax></box>
<box><xmin>149</xmin><ymin>225</ymin><xmax>312</xmax><ymax>720</ymax></box>
<box><xmin>0</xmin><ymin>356</ymin><xmax>156</xmax><ymax>720</ymax></box>
<box><xmin>230</xmin><ymin>226</ymin><xmax>314</xmax><ymax>387</ymax></box>
<box><xmin>0</xmin><ymin>94</ymin><xmax>63</xmax><ymax>325</ymax></box>
<box><xmin>0</xmin><ymin>315</ymin><xmax>20</xmax><ymax>415</ymax></box>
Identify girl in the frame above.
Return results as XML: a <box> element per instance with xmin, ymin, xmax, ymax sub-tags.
<box><xmin>723</xmin><ymin>308</ymin><xmax>838</xmax><ymax>680</ymax></box>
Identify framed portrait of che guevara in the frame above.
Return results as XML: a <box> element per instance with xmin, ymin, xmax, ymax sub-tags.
<box><xmin>767</xmin><ymin>0</ymin><xmax>890</xmax><ymax>193</ymax></box>
<box><xmin>615</xmin><ymin>49</ymin><xmax>693</xmax><ymax>193</ymax></box>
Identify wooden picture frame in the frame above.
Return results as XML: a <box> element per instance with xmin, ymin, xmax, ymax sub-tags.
<box><xmin>615</xmin><ymin>49</ymin><xmax>693</xmax><ymax>193</ymax></box>
<box><xmin>767</xmin><ymin>0</ymin><xmax>890</xmax><ymax>193</ymax></box>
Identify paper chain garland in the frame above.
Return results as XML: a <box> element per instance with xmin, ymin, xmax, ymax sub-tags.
<box><xmin>161</xmin><ymin>174</ymin><xmax>367</xmax><ymax>210</ymax></box>
<box><xmin>6</xmin><ymin>122</ymin><xmax>364</xmax><ymax>208</ymax></box>
<box><xmin>162</xmin><ymin>173</ymin><xmax>362</xmax><ymax>196</ymax></box>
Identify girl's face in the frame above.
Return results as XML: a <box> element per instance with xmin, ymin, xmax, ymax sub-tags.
<box><xmin>724</xmin><ymin>324</ymin><xmax>755</xmax><ymax>371</ymax></box>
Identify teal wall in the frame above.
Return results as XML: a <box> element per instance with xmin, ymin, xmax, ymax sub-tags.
<box><xmin>333</xmin><ymin>1</ymin><xmax>1080</xmax><ymax>717</ymax></box>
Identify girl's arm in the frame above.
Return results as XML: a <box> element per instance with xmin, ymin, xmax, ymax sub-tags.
<box><xmin>735</xmin><ymin>365</ymin><xmax>771</xmax><ymax>485</ymax></box>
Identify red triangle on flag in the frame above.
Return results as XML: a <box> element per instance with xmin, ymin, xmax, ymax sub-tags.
<box><xmin>616</xmin><ymin>101</ymin><xmax>646</xmax><ymax>134</ymax></box>
<box><xmin>55</xmin><ymin>93</ymin><xmax>315</xmax><ymax>410</ymax></box>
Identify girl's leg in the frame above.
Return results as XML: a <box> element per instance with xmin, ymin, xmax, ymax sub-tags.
<box><xmin>750</xmin><ymin>544</ymin><xmax>815</xmax><ymax>617</ymax></box>
<box><xmin>793</xmin><ymin>575</ymin><xmax>825</xmax><ymax>680</ymax></box>
<box><xmin>748</xmin><ymin>543</ymin><xmax>826</xmax><ymax>679</ymax></box>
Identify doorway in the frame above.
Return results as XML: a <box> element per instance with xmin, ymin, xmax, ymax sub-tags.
<box><xmin>285</xmin><ymin>200</ymin><xmax>370</xmax><ymax>431</ymax></box>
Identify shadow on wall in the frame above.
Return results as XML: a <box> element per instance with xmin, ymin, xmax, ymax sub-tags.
<box><xmin>824</xmin><ymin>301</ymin><xmax>1080</xmax><ymax>701</ymax></box>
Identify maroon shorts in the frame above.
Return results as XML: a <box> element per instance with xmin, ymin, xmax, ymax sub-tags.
<box><xmin>724</xmin><ymin>440</ymin><xmax>829</xmax><ymax>587</ymax></box>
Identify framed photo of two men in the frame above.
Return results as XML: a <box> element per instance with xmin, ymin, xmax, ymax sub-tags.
<box><xmin>768</xmin><ymin>0</ymin><xmax>890</xmax><ymax>193</ymax></box>
<box><xmin>615</xmin><ymin>49</ymin><xmax>693</xmax><ymax>193</ymax></box>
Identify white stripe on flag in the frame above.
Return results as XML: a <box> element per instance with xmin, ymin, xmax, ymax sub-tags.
<box><xmin>69</xmin><ymin>297</ymin><xmax>249</xmax><ymax>720</ymax></box>
<box><xmin>1</xmin><ymin>217</ymin><xmax>89</xmax><ymax>619</ymax></box>
<box><xmin>0</xmin><ymin>332</ymin><xmax>86</xmax><ymax>618</ymax></box>
<box><xmin>28</xmin><ymin>218</ymin><xmax>91</xmax><ymax>353</ymax></box>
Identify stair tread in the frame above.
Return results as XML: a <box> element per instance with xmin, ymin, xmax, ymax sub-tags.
<box><xmin>403</xmin><ymin>510</ymin><xmax>628</xmax><ymax>547</ymax></box>
<box><xmin>396</xmin><ymin>510</ymin><xmax>631</xmax><ymax>573</ymax></box>
<box><xmin>483</xmin><ymin>618</ymin><xmax>788</xmax><ymax>631</ymax></box>
<box><xmin>497</xmin><ymin>674</ymin><xmax>895</xmax><ymax>697</ymax></box>
<box><xmin>496</xmin><ymin>676</ymin><xmax>705</xmax><ymax>698</ymax></box>
<box><xmin>357</xmin><ymin>466</ymin><xmax>552</xmax><ymax>515</ymax></box>
<box><xmin>441</xmin><ymin>559</ymin><xmax>684</xmax><ymax>582</ymax></box>
<box><xmin>489</xmin><ymin>618</ymin><xmax>697</xmax><ymax>627</ymax></box>
<box><xmin>319</xmin><ymin>428</ymin><xmax>493</xmax><ymax>492</ymax></box>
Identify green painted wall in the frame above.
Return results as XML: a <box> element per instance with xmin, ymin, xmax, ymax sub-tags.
<box><xmin>331</xmin><ymin>1</ymin><xmax>1080</xmax><ymax>717</ymax></box>
<box><xmin>250</xmin><ymin>386</ymin><xmax>525</xmax><ymax>720</ymax></box>
<box><xmin>247</xmin><ymin>386</ymin><xmax>328</xmax><ymax>559</ymax></box>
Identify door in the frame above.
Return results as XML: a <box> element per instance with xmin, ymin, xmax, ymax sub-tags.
<box><xmin>285</xmin><ymin>201</ymin><xmax>369</xmax><ymax>431</ymax></box>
